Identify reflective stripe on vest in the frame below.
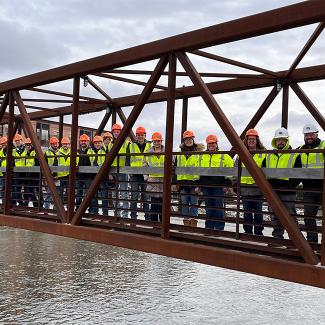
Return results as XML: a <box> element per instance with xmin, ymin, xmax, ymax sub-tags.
<box><xmin>176</xmin><ymin>154</ymin><xmax>200</xmax><ymax>181</ymax></box>
<box><xmin>111</xmin><ymin>141</ymin><xmax>129</xmax><ymax>167</ymax></box>
<box><xmin>146</xmin><ymin>153</ymin><xmax>165</xmax><ymax>178</ymax></box>
<box><xmin>300</xmin><ymin>141</ymin><xmax>325</xmax><ymax>168</ymax></box>
<box><xmin>57</xmin><ymin>148</ymin><xmax>70</xmax><ymax>178</ymax></box>
<box><xmin>45</xmin><ymin>149</ymin><xmax>57</xmax><ymax>166</ymax></box>
<box><xmin>13</xmin><ymin>149</ymin><xmax>27</xmax><ymax>167</ymax></box>
<box><xmin>25</xmin><ymin>150</ymin><xmax>36</xmax><ymax>167</ymax></box>
<box><xmin>266</xmin><ymin>152</ymin><xmax>296</xmax><ymax>180</ymax></box>
<box><xmin>0</xmin><ymin>149</ymin><xmax>6</xmax><ymax>176</ymax></box>
<box><xmin>241</xmin><ymin>153</ymin><xmax>266</xmax><ymax>185</ymax></box>
<box><xmin>129</xmin><ymin>142</ymin><xmax>151</xmax><ymax>167</ymax></box>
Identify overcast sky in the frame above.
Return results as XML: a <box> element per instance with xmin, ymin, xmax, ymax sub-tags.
<box><xmin>1</xmin><ymin>0</ymin><xmax>324</xmax><ymax>148</ymax></box>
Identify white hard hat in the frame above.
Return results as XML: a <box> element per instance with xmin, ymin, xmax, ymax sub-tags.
<box><xmin>302</xmin><ymin>124</ymin><xmax>318</xmax><ymax>134</ymax></box>
<box><xmin>274</xmin><ymin>127</ymin><xmax>289</xmax><ymax>139</ymax></box>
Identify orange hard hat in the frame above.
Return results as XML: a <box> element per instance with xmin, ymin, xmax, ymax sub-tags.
<box><xmin>183</xmin><ymin>130</ymin><xmax>195</xmax><ymax>139</ymax></box>
<box><xmin>0</xmin><ymin>137</ymin><xmax>7</xmax><ymax>144</ymax></box>
<box><xmin>206</xmin><ymin>134</ymin><xmax>218</xmax><ymax>144</ymax></box>
<box><xmin>151</xmin><ymin>132</ymin><xmax>163</xmax><ymax>141</ymax></box>
<box><xmin>79</xmin><ymin>134</ymin><xmax>90</xmax><ymax>141</ymax></box>
<box><xmin>13</xmin><ymin>134</ymin><xmax>23</xmax><ymax>141</ymax></box>
<box><xmin>136</xmin><ymin>126</ymin><xmax>146</xmax><ymax>135</ymax></box>
<box><xmin>50</xmin><ymin>137</ymin><xmax>59</xmax><ymax>144</ymax></box>
<box><xmin>245</xmin><ymin>129</ymin><xmax>259</xmax><ymax>137</ymax></box>
<box><xmin>103</xmin><ymin>131</ymin><xmax>112</xmax><ymax>139</ymax></box>
<box><xmin>93</xmin><ymin>135</ymin><xmax>103</xmax><ymax>142</ymax></box>
<box><xmin>61</xmin><ymin>137</ymin><xmax>70</xmax><ymax>144</ymax></box>
<box><xmin>112</xmin><ymin>123</ymin><xmax>122</xmax><ymax>131</ymax></box>
<box><xmin>25</xmin><ymin>138</ymin><xmax>32</xmax><ymax>144</ymax></box>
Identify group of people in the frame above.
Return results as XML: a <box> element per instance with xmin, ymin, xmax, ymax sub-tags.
<box><xmin>0</xmin><ymin>122</ymin><xmax>323</xmax><ymax>243</ymax></box>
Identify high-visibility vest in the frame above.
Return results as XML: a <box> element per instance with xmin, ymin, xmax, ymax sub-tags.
<box><xmin>176</xmin><ymin>153</ymin><xmax>200</xmax><ymax>181</ymax></box>
<box><xmin>57</xmin><ymin>148</ymin><xmax>71</xmax><ymax>178</ymax></box>
<box><xmin>240</xmin><ymin>153</ymin><xmax>266</xmax><ymax>185</ymax></box>
<box><xmin>96</xmin><ymin>148</ymin><xmax>107</xmax><ymax>166</ymax></box>
<box><xmin>12</xmin><ymin>148</ymin><xmax>27</xmax><ymax>167</ymax></box>
<box><xmin>129</xmin><ymin>142</ymin><xmax>151</xmax><ymax>167</ymax></box>
<box><xmin>111</xmin><ymin>141</ymin><xmax>129</xmax><ymax>167</ymax></box>
<box><xmin>0</xmin><ymin>148</ymin><xmax>6</xmax><ymax>176</ymax></box>
<box><xmin>265</xmin><ymin>152</ymin><xmax>297</xmax><ymax>181</ymax></box>
<box><xmin>145</xmin><ymin>153</ymin><xmax>165</xmax><ymax>178</ymax></box>
<box><xmin>76</xmin><ymin>147</ymin><xmax>94</xmax><ymax>166</ymax></box>
<box><xmin>200</xmin><ymin>152</ymin><xmax>234</xmax><ymax>168</ymax></box>
<box><xmin>300</xmin><ymin>140</ymin><xmax>325</xmax><ymax>168</ymax></box>
<box><xmin>45</xmin><ymin>148</ymin><xmax>58</xmax><ymax>166</ymax></box>
<box><xmin>25</xmin><ymin>150</ymin><xmax>37</xmax><ymax>167</ymax></box>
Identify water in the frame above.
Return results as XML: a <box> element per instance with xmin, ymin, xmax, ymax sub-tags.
<box><xmin>0</xmin><ymin>227</ymin><xmax>324</xmax><ymax>324</ymax></box>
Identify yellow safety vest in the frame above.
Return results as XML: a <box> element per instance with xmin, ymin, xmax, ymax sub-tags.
<box><xmin>176</xmin><ymin>153</ymin><xmax>200</xmax><ymax>181</ymax></box>
<box><xmin>200</xmin><ymin>152</ymin><xmax>234</xmax><ymax>168</ymax></box>
<box><xmin>300</xmin><ymin>140</ymin><xmax>325</xmax><ymax>168</ymax></box>
<box><xmin>145</xmin><ymin>153</ymin><xmax>165</xmax><ymax>178</ymax></box>
<box><xmin>0</xmin><ymin>148</ymin><xmax>6</xmax><ymax>176</ymax></box>
<box><xmin>45</xmin><ymin>148</ymin><xmax>57</xmax><ymax>166</ymax></box>
<box><xmin>265</xmin><ymin>152</ymin><xmax>297</xmax><ymax>181</ymax></box>
<box><xmin>96</xmin><ymin>148</ymin><xmax>107</xmax><ymax>166</ymax></box>
<box><xmin>241</xmin><ymin>153</ymin><xmax>266</xmax><ymax>185</ymax></box>
<box><xmin>25</xmin><ymin>150</ymin><xmax>37</xmax><ymax>167</ymax></box>
<box><xmin>12</xmin><ymin>148</ymin><xmax>27</xmax><ymax>167</ymax></box>
<box><xmin>129</xmin><ymin>142</ymin><xmax>151</xmax><ymax>167</ymax></box>
<box><xmin>111</xmin><ymin>141</ymin><xmax>129</xmax><ymax>167</ymax></box>
<box><xmin>57</xmin><ymin>148</ymin><xmax>71</xmax><ymax>178</ymax></box>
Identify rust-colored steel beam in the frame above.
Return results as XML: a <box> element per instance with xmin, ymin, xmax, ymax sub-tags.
<box><xmin>162</xmin><ymin>54</ymin><xmax>176</xmax><ymax>239</ymax></box>
<box><xmin>94</xmin><ymin>72</ymin><xmax>169</xmax><ymax>91</ymax></box>
<box><xmin>71</xmin><ymin>56</ymin><xmax>169</xmax><ymax>225</ymax></box>
<box><xmin>59</xmin><ymin>115</ymin><xmax>64</xmax><ymax>141</ymax></box>
<box><xmin>191</xmin><ymin>49</ymin><xmax>279</xmax><ymax>77</ymax></box>
<box><xmin>0</xmin><ymin>1</ymin><xmax>324</xmax><ymax>91</ymax></box>
<box><xmin>0</xmin><ymin>93</ymin><xmax>9</xmax><ymax>124</ymax></box>
<box><xmin>21</xmin><ymin>98</ymin><xmax>75</xmax><ymax>103</ymax></box>
<box><xmin>181</xmin><ymin>96</ymin><xmax>188</xmax><ymax>142</ymax></box>
<box><xmin>322</xmin><ymin>160</ymin><xmax>325</xmax><ymax>266</ymax></box>
<box><xmin>286</xmin><ymin>22</ymin><xmax>325</xmax><ymax>78</ymax></box>
<box><xmin>290</xmin><ymin>83</ymin><xmax>325</xmax><ymax>131</ymax></box>
<box><xmin>1</xmin><ymin>215</ymin><xmax>325</xmax><ymax>288</ymax></box>
<box><xmin>13</xmin><ymin>91</ymin><xmax>66</xmax><ymax>222</ymax></box>
<box><xmin>177</xmin><ymin>51</ymin><xmax>319</xmax><ymax>265</ymax></box>
<box><xmin>111</xmin><ymin>107</ymin><xmax>116</xmax><ymax>127</ymax></box>
<box><xmin>4</xmin><ymin>93</ymin><xmax>14</xmax><ymax>214</ymax></box>
<box><xmin>281</xmin><ymin>84</ymin><xmax>289</xmax><ymax>128</ymax></box>
<box><xmin>115</xmin><ymin>107</ymin><xmax>136</xmax><ymax>142</ymax></box>
<box><xmin>85</xmin><ymin>76</ymin><xmax>114</xmax><ymax>105</ymax></box>
<box><xmin>67</xmin><ymin>77</ymin><xmax>79</xmax><ymax>221</ymax></box>
<box><xmin>95</xmin><ymin>110</ymin><xmax>112</xmax><ymax>136</ymax></box>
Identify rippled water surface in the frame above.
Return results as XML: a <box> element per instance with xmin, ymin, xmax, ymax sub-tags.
<box><xmin>0</xmin><ymin>227</ymin><xmax>325</xmax><ymax>324</ymax></box>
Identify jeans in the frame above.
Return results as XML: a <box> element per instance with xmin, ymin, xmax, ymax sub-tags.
<box><xmin>13</xmin><ymin>172</ymin><xmax>27</xmax><ymax>206</ymax></box>
<box><xmin>242</xmin><ymin>196</ymin><xmax>263</xmax><ymax>235</ymax></box>
<box><xmin>0</xmin><ymin>177</ymin><xmax>4</xmax><ymax>201</ymax></box>
<box><xmin>112</xmin><ymin>173</ymin><xmax>129</xmax><ymax>218</ymax></box>
<box><xmin>269</xmin><ymin>192</ymin><xmax>297</xmax><ymax>239</ymax></box>
<box><xmin>24</xmin><ymin>174</ymin><xmax>39</xmax><ymax>208</ymax></box>
<box><xmin>58</xmin><ymin>177</ymin><xmax>69</xmax><ymax>205</ymax></box>
<box><xmin>100</xmin><ymin>180</ymin><xmax>113</xmax><ymax>216</ymax></box>
<box><xmin>129</xmin><ymin>174</ymin><xmax>149</xmax><ymax>220</ymax></box>
<box><xmin>180</xmin><ymin>186</ymin><xmax>198</xmax><ymax>218</ymax></box>
<box><xmin>150</xmin><ymin>197</ymin><xmax>162</xmax><ymax>222</ymax></box>
<box><xmin>202</xmin><ymin>186</ymin><xmax>225</xmax><ymax>230</ymax></box>
<box><xmin>76</xmin><ymin>178</ymin><xmax>97</xmax><ymax>213</ymax></box>
<box><xmin>303</xmin><ymin>190</ymin><xmax>322</xmax><ymax>243</ymax></box>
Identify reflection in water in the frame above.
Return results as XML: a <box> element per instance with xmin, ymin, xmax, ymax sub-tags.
<box><xmin>0</xmin><ymin>227</ymin><xmax>325</xmax><ymax>324</ymax></box>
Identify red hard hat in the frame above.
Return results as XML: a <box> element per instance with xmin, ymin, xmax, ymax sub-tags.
<box><xmin>80</xmin><ymin>134</ymin><xmax>90</xmax><ymax>141</ymax></box>
<box><xmin>0</xmin><ymin>137</ymin><xmax>7</xmax><ymax>144</ymax></box>
<box><xmin>93</xmin><ymin>135</ymin><xmax>103</xmax><ymax>142</ymax></box>
<box><xmin>183</xmin><ymin>130</ymin><xmax>195</xmax><ymax>139</ymax></box>
<box><xmin>151</xmin><ymin>132</ymin><xmax>163</xmax><ymax>141</ymax></box>
<box><xmin>103</xmin><ymin>131</ymin><xmax>112</xmax><ymax>139</ymax></box>
<box><xmin>206</xmin><ymin>134</ymin><xmax>218</xmax><ymax>144</ymax></box>
<box><xmin>61</xmin><ymin>137</ymin><xmax>70</xmax><ymax>144</ymax></box>
<box><xmin>50</xmin><ymin>137</ymin><xmax>59</xmax><ymax>144</ymax></box>
<box><xmin>13</xmin><ymin>134</ymin><xmax>23</xmax><ymax>141</ymax></box>
<box><xmin>245</xmin><ymin>129</ymin><xmax>259</xmax><ymax>137</ymax></box>
<box><xmin>136</xmin><ymin>126</ymin><xmax>146</xmax><ymax>135</ymax></box>
<box><xmin>112</xmin><ymin>123</ymin><xmax>122</xmax><ymax>131</ymax></box>
<box><xmin>25</xmin><ymin>138</ymin><xmax>32</xmax><ymax>144</ymax></box>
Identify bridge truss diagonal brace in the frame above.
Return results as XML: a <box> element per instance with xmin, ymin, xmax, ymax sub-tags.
<box><xmin>0</xmin><ymin>92</ymin><xmax>9</xmax><ymax>123</ymax></box>
<box><xmin>71</xmin><ymin>56</ymin><xmax>169</xmax><ymax>225</ymax></box>
<box><xmin>176</xmin><ymin>51</ymin><xmax>319</xmax><ymax>265</ymax></box>
<box><xmin>13</xmin><ymin>91</ymin><xmax>67</xmax><ymax>223</ymax></box>
<box><xmin>95</xmin><ymin>110</ymin><xmax>112</xmax><ymax>136</ymax></box>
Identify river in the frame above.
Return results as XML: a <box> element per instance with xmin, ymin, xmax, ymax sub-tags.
<box><xmin>0</xmin><ymin>227</ymin><xmax>324</xmax><ymax>324</ymax></box>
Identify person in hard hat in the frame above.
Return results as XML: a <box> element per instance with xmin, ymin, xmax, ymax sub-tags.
<box><xmin>298</xmin><ymin>123</ymin><xmax>324</xmax><ymax>243</ymax></box>
<box><xmin>143</xmin><ymin>132</ymin><xmax>165</xmax><ymax>222</ymax></box>
<box><xmin>102</xmin><ymin>131</ymin><xmax>113</xmax><ymax>153</ymax></box>
<box><xmin>76</xmin><ymin>133</ymin><xmax>96</xmax><ymax>213</ymax></box>
<box><xmin>57</xmin><ymin>137</ymin><xmax>71</xmax><ymax>203</ymax></box>
<box><xmin>175</xmin><ymin>130</ymin><xmax>201</xmax><ymax>227</ymax></box>
<box><xmin>126</xmin><ymin>126</ymin><xmax>151</xmax><ymax>220</ymax></box>
<box><xmin>0</xmin><ymin>137</ymin><xmax>8</xmax><ymax>202</ymax></box>
<box><xmin>12</xmin><ymin>134</ymin><xmax>27</xmax><ymax>206</ymax></box>
<box><xmin>42</xmin><ymin>137</ymin><xmax>60</xmax><ymax>210</ymax></box>
<box><xmin>235</xmin><ymin>129</ymin><xmax>266</xmax><ymax>236</ymax></box>
<box><xmin>262</xmin><ymin>128</ymin><xmax>301</xmax><ymax>243</ymax></box>
<box><xmin>199</xmin><ymin>134</ymin><xmax>234</xmax><ymax>230</ymax></box>
<box><xmin>24</xmin><ymin>138</ymin><xmax>40</xmax><ymax>208</ymax></box>
<box><xmin>111</xmin><ymin>123</ymin><xmax>130</xmax><ymax>218</ymax></box>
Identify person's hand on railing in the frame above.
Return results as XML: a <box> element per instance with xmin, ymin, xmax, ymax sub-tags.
<box><xmin>108</xmin><ymin>173</ymin><xmax>115</xmax><ymax>181</ymax></box>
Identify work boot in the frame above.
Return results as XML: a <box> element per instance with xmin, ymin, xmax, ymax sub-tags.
<box><xmin>190</xmin><ymin>218</ymin><xmax>198</xmax><ymax>227</ymax></box>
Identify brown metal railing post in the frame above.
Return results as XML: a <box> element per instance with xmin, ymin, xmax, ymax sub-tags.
<box><xmin>177</xmin><ymin>51</ymin><xmax>319</xmax><ymax>264</ymax></box>
<box><xmin>281</xmin><ymin>84</ymin><xmax>289</xmax><ymax>128</ymax></box>
<box><xmin>321</xmin><ymin>151</ymin><xmax>325</xmax><ymax>265</ymax></box>
<box><xmin>4</xmin><ymin>92</ymin><xmax>14</xmax><ymax>215</ymax></box>
<box><xmin>59</xmin><ymin>115</ymin><xmax>64</xmax><ymax>142</ymax></box>
<box><xmin>236</xmin><ymin>159</ymin><xmax>242</xmax><ymax>240</ymax></box>
<box><xmin>181</xmin><ymin>94</ymin><xmax>188</xmax><ymax>142</ymax></box>
<box><xmin>112</xmin><ymin>108</ymin><xmax>117</xmax><ymax>127</ymax></box>
<box><xmin>13</xmin><ymin>91</ymin><xmax>66</xmax><ymax>223</ymax></box>
<box><xmin>162</xmin><ymin>54</ymin><xmax>177</xmax><ymax>239</ymax></box>
<box><xmin>67</xmin><ymin>76</ymin><xmax>79</xmax><ymax>222</ymax></box>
